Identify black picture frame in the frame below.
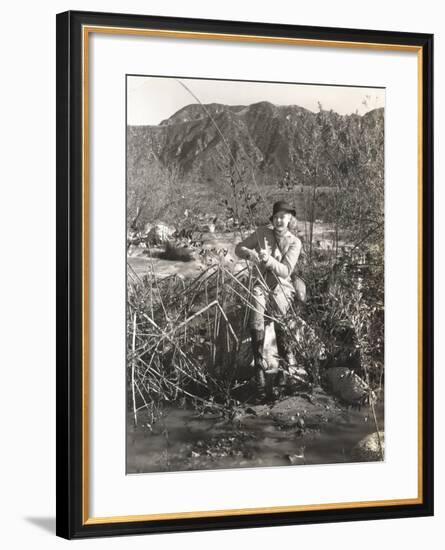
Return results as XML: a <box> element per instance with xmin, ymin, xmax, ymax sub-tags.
<box><xmin>56</xmin><ymin>10</ymin><xmax>434</xmax><ymax>539</ymax></box>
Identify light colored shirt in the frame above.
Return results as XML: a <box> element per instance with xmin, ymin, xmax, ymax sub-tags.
<box><xmin>235</xmin><ymin>225</ymin><xmax>302</xmax><ymax>290</ymax></box>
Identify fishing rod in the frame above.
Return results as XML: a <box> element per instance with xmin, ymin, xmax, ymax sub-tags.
<box><xmin>176</xmin><ymin>81</ymin><xmax>269</xmax><ymax>231</ymax></box>
<box><xmin>176</xmin><ymin>79</ymin><xmax>274</xmax><ymax>282</ymax></box>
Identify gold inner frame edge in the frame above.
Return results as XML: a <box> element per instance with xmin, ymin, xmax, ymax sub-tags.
<box><xmin>81</xmin><ymin>24</ymin><xmax>424</xmax><ymax>525</ymax></box>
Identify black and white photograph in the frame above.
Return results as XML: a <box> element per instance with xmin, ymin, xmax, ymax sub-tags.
<box><xmin>0</xmin><ymin>0</ymin><xmax>438</xmax><ymax>544</ymax></box>
<box><xmin>126</xmin><ymin>75</ymin><xmax>385</xmax><ymax>474</ymax></box>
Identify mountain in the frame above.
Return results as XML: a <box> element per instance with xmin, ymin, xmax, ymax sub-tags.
<box><xmin>128</xmin><ymin>101</ymin><xmax>383</xmax><ymax>185</ymax></box>
<box><xmin>127</xmin><ymin>102</ymin><xmax>384</xmax><ymax>226</ymax></box>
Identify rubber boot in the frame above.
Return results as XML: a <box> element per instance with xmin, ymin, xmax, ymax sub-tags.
<box><xmin>250</xmin><ymin>329</ymin><xmax>267</xmax><ymax>402</ymax></box>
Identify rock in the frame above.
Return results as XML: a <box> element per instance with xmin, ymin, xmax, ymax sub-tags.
<box><xmin>287</xmin><ymin>448</ymin><xmax>305</xmax><ymax>465</ymax></box>
<box><xmin>324</xmin><ymin>366</ymin><xmax>375</xmax><ymax>405</ymax></box>
<box><xmin>352</xmin><ymin>432</ymin><xmax>385</xmax><ymax>461</ymax></box>
<box><xmin>270</xmin><ymin>389</ymin><xmax>341</xmax><ymax>426</ymax></box>
<box><xmin>288</xmin><ymin>366</ymin><xmax>310</xmax><ymax>388</ymax></box>
<box><xmin>160</xmin><ymin>242</ymin><xmax>194</xmax><ymax>262</ymax></box>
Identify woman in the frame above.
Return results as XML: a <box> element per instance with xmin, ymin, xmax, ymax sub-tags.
<box><xmin>235</xmin><ymin>200</ymin><xmax>302</xmax><ymax>400</ymax></box>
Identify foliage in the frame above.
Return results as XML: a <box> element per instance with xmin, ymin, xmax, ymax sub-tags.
<box><xmin>294</xmin><ymin>251</ymin><xmax>384</xmax><ymax>388</ymax></box>
<box><xmin>281</xmin><ymin>107</ymin><xmax>384</xmax><ymax>253</ymax></box>
<box><xmin>126</xmin><ymin>97</ymin><xmax>385</xmax><ymax>423</ymax></box>
<box><xmin>127</xmin><ymin>243</ymin><xmax>384</xmax><ymax>425</ymax></box>
<box><xmin>127</xmin><ymin>104</ymin><xmax>384</xmax><ymax>238</ymax></box>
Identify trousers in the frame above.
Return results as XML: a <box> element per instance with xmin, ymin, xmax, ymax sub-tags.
<box><xmin>249</xmin><ymin>282</ymin><xmax>295</xmax><ymax>331</ymax></box>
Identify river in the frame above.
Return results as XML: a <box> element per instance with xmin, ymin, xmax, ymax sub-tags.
<box><xmin>126</xmin><ymin>391</ymin><xmax>384</xmax><ymax>474</ymax></box>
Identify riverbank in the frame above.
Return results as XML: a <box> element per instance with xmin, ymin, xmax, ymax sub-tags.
<box><xmin>126</xmin><ymin>387</ymin><xmax>384</xmax><ymax>474</ymax></box>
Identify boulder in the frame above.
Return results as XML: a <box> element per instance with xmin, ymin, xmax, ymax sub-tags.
<box><xmin>324</xmin><ymin>366</ymin><xmax>375</xmax><ymax>405</ymax></box>
<box><xmin>352</xmin><ymin>431</ymin><xmax>385</xmax><ymax>461</ymax></box>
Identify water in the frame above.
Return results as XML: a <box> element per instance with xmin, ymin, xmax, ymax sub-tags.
<box><xmin>126</xmin><ymin>397</ymin><xmax>384</xmax><ymax>474</ymax></box>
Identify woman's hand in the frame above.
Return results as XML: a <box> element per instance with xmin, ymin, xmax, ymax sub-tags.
<box><xmin>258</xmin><ymin>249</ymin><xmax>270</xmax><ymax>263</ymax></box>
<box><xmin>247</xmin><ymin>249</ymin><xmax>260</xmax><ymax>263</ymax></box>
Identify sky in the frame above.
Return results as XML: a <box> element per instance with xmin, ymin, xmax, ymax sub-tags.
<box><xmin>127</xmin><ymin>75</ymin><xmax>385</xmax><ymax>126</ymax></box>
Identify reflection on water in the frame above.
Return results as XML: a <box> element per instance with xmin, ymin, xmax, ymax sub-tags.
<box><xmin>126</xmin><ymin>400</ymin><xmax>384</xmax><ymax>474</ymax></box>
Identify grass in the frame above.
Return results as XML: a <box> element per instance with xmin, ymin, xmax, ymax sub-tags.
<box><xmin>127</xmin><ymin>243</ymin><xmax>384</xmax><ymax>430</ymax></box>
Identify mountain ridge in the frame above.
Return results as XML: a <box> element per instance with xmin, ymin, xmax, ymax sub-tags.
<box><xmin>127</xmin><ymin>102</ymin><xmax>384</xmax><ymax>225</ymax></box>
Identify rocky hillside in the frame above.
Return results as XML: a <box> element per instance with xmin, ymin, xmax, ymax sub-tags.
<box><xmin>127</xmin><ymin>102</ymin><xmax>384</xmax><ymax>227</ymax></box>
<box><xmin>128</xmin><ymin>102</ymin><xmax>383</xmax><ymax>184</ymax></box>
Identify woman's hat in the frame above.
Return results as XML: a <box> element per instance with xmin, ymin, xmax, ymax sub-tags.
<box><xmin>270</xmin><ymin>200</ymin><xmax>296</xmax><ymax>220</ymax></box>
